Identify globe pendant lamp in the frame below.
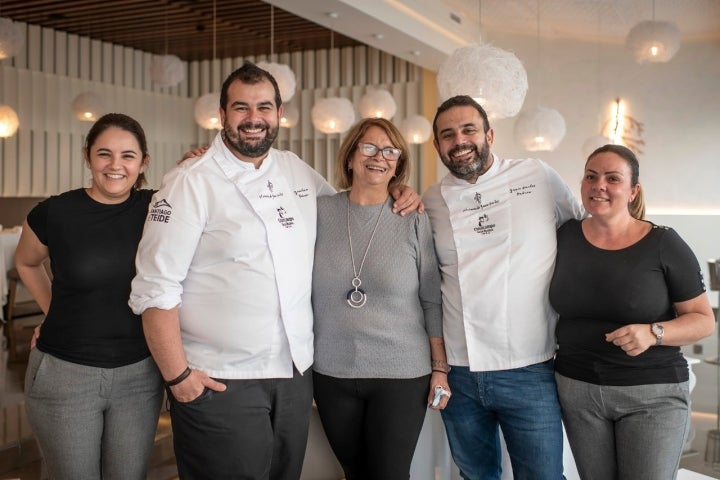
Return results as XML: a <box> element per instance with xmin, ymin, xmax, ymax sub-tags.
<box><xmin>151</xmin><ymin>54</ymin><xmax>185</xmax><ymax>87</ymax></box>
<box><xmin>626</xmin><ymin>0</ymin><xmax>680</xmax><ymax>63</ymax></box>
<box><xmin>514</xmin><ymin>2</ymin><xmax>565</xmax><ymax>152</ymax></box>
<box><xmin>399</xmin><ymin>115</ymin><xmax>432</xmax><ymax>145</ymax></box>
<box><xmin>0</xmin><ymin>17</ymin><xmax>24</xmax><ymax>60</ymax></box>
<box><xmin>257</xmin><ymin>61</ymin><xmax>296</xmax><ymax>103</ymax></box>
<box><xmin>310</xmin><ymin>26</ymin><xmax>355</xmax><ymax>134</ymax></box>
<box><xmin>312</xmin><ymin>97</ymin><xmax>355</xmax><ymax>134</ymax></box>
<box><xmin>359</xmin><ymin>89</ymin><xmax>397</xmax><ymax>120</ymax></box>
<box><xmin>626</xmin><ymin>20</ymin><xmax>680</xmax><ymax>63</ymax></box>
<box><xmin>72</xmin><ymin>92</ymin><xmax>104</xmax><ymax>122</ymax></box>
<box><xmin>151</xmin><ymin>4</ymin><xmax>185</xmax><ymax>87</ymax></box>
<box><xmin>514</xmin><ymin>106</ymin><xmax>566</xmax><ymax>152</ymax></box>
<box><xmin>256</xmin><ymin>6</ymin><xmax>297</xmax><ymax>103</ymax></box>
<box><xmin>437</xmin><ymin>43</ymin><xmax>528</xmax><ymax>119</ymax></box>
<box><xmin>194</xmin><ymin>92</ymin><xmax>222</xmax><ymax>130</ymax></box>
<box><xmin>0</xmin><ymin>104</ymin><xmax>19</xmax><ymax>138</ymax></box>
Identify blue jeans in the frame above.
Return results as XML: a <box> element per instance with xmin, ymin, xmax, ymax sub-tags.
<box><xmin>440</xmin><ymin>361</ymin><xmax>564</xmax><ymax>480</ymax></box>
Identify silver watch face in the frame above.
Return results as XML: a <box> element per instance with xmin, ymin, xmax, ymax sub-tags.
<box><xmin>652</xmin><ymin>323</ymin><xmax>664</xmax><ymax>336</ymax></box>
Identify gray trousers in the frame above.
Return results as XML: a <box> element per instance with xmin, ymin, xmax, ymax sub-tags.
<box><xmin>556</xmin><ymin>373</ymin><xmax>690</xmax><ymax>480</ymax></box>
<box><xmin>24</xmin><ymin>348</ymin><xmax>164</xmax><ymax>480</ymax></box>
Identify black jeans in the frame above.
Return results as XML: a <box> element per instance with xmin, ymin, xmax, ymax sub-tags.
<box><xmin>169</xmin><ymin>367</ymin><xmax>313</xmax><ymax>480</ymax></box>
<box><xmin>313</xmin><ymin>371</ymin><xmax>430</xmax><ymax>480</ymax></box>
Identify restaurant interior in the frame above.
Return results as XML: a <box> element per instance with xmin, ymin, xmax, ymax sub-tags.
<box><xmin>1</xmin><ymin>0</ymin><xmax>719</xmax><ymax>478</ymax></box>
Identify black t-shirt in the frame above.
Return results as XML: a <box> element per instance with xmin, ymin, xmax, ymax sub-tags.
<box><xmin>550</xmin><ymin>219</ymin><xmax>705</xmax><ymax>386</ymax></box>
<box><xmin>28</xmin><ymin>188</ymin><xmax>154</xmax><ymax>368</ymax></box>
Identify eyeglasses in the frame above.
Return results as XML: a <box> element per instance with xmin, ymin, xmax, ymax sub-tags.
<box><xmin>357</xmin><ymin>143</ymin><xmax>401</xmax><ymax>161</ymax></box>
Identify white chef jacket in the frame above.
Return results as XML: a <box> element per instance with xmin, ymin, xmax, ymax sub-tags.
<box><xmin>423</xmin><ymin>154</ymin><xmax>584</xmax><ymax>372</ymax></box>
<box><xmin>129</xmin><ymin>133</ymin><xmax>334</xmax><ymax>379</ymax></box>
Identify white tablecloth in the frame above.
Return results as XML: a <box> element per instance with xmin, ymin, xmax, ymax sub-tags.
<box><xmin>0</xmin><ymin>228</ymin><xmax>22</xmax><ymax>321</ymax></box>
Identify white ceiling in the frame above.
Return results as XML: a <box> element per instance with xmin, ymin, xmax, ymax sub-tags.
<box><xmin>267</xmin><ymin>0</ymin><xmax>720</xmax><ymax>71</ymax></box>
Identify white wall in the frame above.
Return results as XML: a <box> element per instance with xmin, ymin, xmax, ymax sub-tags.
<box><xmin>483</xmin><ymin>33</ymin><xmax>720</xmax><ymax>214</ymax></box>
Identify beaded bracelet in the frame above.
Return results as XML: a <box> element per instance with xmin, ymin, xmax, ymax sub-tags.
<box><xmin>165</xmin><ymin>366</ymin><xmax>192</xmax><ymax>387</ymax></box>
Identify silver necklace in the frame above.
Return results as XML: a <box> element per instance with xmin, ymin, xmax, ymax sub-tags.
<box><xmin>346</xmin><ymin>194</ymin><xmax>385</xmax><ymax>308</ymax></box>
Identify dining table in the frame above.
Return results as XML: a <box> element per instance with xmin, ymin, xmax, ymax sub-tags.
<box><xmin>0</xmin><ymin>226</ymin><xmax>22</xmax><ymax>321</ymax></box>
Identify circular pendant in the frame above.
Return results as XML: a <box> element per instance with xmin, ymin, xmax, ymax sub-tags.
<box><xmin>346</xmin><ymin>288</ymin><xmax>367</xmax><ymax>308</ymax></box>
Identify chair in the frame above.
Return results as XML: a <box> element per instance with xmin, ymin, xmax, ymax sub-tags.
<box><xmin>709</xmin><ymin>259</ymin><xmax>720</xmax><ymax>317</ymax></box>
<box><xmin>2</xmin><ymin>265</ymin><xmax>47</xmax><ymax>362</ymax></box>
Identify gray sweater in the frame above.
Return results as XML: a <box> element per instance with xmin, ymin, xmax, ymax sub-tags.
<box><xmin>312</xmin><ymin>192</ymin><xmax>443</xmax><ymax>379</ymax></box>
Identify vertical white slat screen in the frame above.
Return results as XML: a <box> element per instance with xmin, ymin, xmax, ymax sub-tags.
<box><xmin>132</xmin><ymin>50</ymin><xmax>143</xmax><ymax>91</ymax></box>
<box><xmin>0</xmin><ymin>21</ymin><xmax>428</xmax><ymax>197</ymax></box>
<box><xmin>55</xmin><ymin>31</ymin><xmax>67</xmax><ymax>77</ymax></box>
<box><xmin>26</xmin><ymin>25</ymin><xmax>41</xmax><ymax>72</ymax></box>
<box><xmin>78</xmin><ymin>37</ymin><xmax>90</xmax><ymax>80</ymax></box>
<box><xmin>42</xmin><ymin>27</ymin><xmax>54</xmax><ymax>74</ymax></box>
<box><xmin>90</xmin><ymin>40</ymin><xmax>102</xmax><ymax>82</ymax></box>
<box><xmin>66</xmin><ymin>34</ymin><xmax>78</xmax><ymax>78</ymax></box>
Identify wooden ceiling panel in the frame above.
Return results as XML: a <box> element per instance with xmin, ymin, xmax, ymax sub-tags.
<box><xmin>0</xmin><ymin>0</ymin><xmax>361</xmax><ymax>61</ymax></box>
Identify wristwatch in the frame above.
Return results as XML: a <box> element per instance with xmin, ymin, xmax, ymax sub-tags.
<box><xmin>651</xmin><ymin>323</ymin><xmax>664</xmax><ymax>346</ymax></box>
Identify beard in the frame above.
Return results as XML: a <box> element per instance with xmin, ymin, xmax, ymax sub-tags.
<box><xmin>223</xmin><ymin>120</ymin><xmax>279</xmax><ymax>159</ymax></box>
<box><xmin>440</xmin><ymin>141</ymin><xmax>491</xmax><ymax>182</ymax></box>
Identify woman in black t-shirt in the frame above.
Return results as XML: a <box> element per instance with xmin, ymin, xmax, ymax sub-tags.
<box><xmin>15</xmin><ymin>113</ymin><xmax>163</xmax><ymax>480</ymax></box>
<box><xmin>550</xmin><ymin>144</ymin><xmax>715</xmax><ymax>479</ymax></box>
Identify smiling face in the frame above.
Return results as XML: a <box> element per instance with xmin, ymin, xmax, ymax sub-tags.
<box><xmin>433</xmin><ymin>105</ymin><xmax>494</xmax><ymax>183</ymax></box>
<box><xmin>348</xmin><ymin>126</ymin><xmax>399</xmax><ymax>191</ymax></box>
<box><xmin>220</xmin><ymin>78</ymin><xmax>282</xmax><ymax>166</ymax></box>
<box><xmin>85</xmin><ymin>126</ymin><xmax>148</xmax><ymax>204</ymax></box>
<box><xmin>581</xmin><ymin>151</ymin><xmax>640</xmax><ymax>219</ymax></box>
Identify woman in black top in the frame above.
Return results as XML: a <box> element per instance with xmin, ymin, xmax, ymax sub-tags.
<box><xmin>16</xmin><ymin>113</ymin><xmax>163</xmax><ymax>480</ymax></box>
<box><xmin>550</xmin><ymin>144</ymin><xmax>714</xmax><ymax>479</ymax></box>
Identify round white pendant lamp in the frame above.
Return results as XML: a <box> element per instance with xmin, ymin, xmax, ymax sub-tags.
<box><xmin>72</xmin><ymin>93</ymin><xmax>104</xmax><ymax>122</ymax></box>
<box><xmin>359</xmin><ymin>89</ymin><xmax>397</xmax><ymax>120</ymax></box>
<box><xmin>194</xmin><ymin>92</ymin><xmax>222</xmax><ymax>130</ymax></box>
<box><xmin>151</xmin><ymin>54</ymin><xmax>185</xmax><ymax>87</ymax></box>
<box><xmin>0</xmin><ymin>17</ymin><xmax>24</xmax><ymax>60</ymax></box>
<box><xmin>256</xmin><ymin>7</ymin><xmax>297</xmax><ymax>104</ymax></box>
<box><xmin>399</xmin><ymin>115</ymin><xmax>432</xmax><ymax>145</ymax></box>
<box><xmin>437</xmin><ymin>43</ymin><xmax>528</xmax><ymax>119</ymax></box>
<box><xmin>0</xmin><ymin>104</ymin><xmax>20</xmax><ymax>138</ymax></box>
<box><xmin>626</xmin><ymin>20</ymin><xmax>680</xmax><ymax>63</ymax></box>
<box><xmin>257</xmin><ymin>61</ymin><xmax>297</xmax><ymax>103</ymax></box>
<box><xmin>514</xmin><ymin>106</ymin><xmax>566</xmax><ymax>152</ymax></box>
<box><xmin>311</xmin><ymin>97</ymin><xmax>355</xmax><ymax>134</ymax></box>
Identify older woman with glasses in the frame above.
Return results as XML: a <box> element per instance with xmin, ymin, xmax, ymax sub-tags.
<box><xmin>312</xmin><ymin>117</ymin><xmax>448</xmax><ymax>480</ymax></box>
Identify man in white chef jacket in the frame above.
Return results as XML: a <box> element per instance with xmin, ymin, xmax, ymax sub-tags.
<box><xmin>422</xmin><ymin>95</ymin><xmax>584</xmax><ymax>480</ymax></box>
<box><xmin>129</xmin><ymin>62</ymin><xmax>418</xmax><ymax>479</ymax></box>
<box><xmin>129</xmin><ymin>62</ymin><xmax>324</xmax><ymax>479</ymax></box>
